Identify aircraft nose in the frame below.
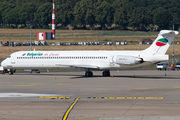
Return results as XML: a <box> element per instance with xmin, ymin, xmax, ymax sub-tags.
<box><xmin>1</xmin><ymin>60</ymin><xmax>6</xmax><ymax>67</ymax></box>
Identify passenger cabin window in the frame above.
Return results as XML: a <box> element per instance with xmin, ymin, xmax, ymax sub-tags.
<box><xmin>15</xmin><ymin>56</ymin><xmax>108</xmax><ymax>60</ymax></box>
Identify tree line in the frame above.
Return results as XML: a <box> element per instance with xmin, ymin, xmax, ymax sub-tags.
<box><xmin>0</xmin><ymin>0</ymin><xmax>179</xmax><ymax>31</ymax></box>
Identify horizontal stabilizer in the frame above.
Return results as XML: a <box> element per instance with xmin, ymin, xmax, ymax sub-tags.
<box><xmin>159</xmin><ymin>30</ymin><xmax>179</xmax><ymax>36</ymax></box>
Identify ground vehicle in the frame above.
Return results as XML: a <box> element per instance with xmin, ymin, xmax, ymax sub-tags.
<box><xmin>24</xmin><ymin>69</ymin><xmax>40</xmax><ymax>73</ymax></box>
<box><xmin>1</xmin><ymin>41</ymin><xmax>9</xmax><ymax>46</ymax></box>
<box><xmin>156</xmin><ymin>63</ymin><xmax>168</xmax><ymax>71</ymax></box>
<box><xmin>176</xmin><ymin>62</ymin><xmax>180</xmax><ymax>70</ymax></box>
<box><xmin>0</xmin><ymin>66</ymin><xmax>4</xmax><ymax>74</ymax></box>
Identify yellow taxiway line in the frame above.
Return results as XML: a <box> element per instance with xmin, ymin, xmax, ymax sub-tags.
<box><xmin>87</xmin><ymin>97</ymin><xmax>165</xmax><ymax>100</ymax></box>
<box><xmin>62</xmin><ymin>97</ymin><xmax>80</xmax><ymax>120</ymax></box>
<box><xmin>39</xmin><ymin>96</ymin><xmax>70</xmax><ymax>100</ymax></box>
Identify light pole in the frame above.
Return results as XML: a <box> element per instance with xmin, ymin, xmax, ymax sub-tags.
<box><xmin>30</xmin><ymin>18</ymin><xmax>32</xmax><ymax>51</ymax></box>
<box><xmin>170</xmin><ymin>18</ymin><xmax>175</xmax><ymax>70</ymax></box>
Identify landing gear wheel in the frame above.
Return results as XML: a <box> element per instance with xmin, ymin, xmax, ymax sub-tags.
<box><xmin>102</xmin><ymin>70</ymin><xmax>110</xmax><ymax>77</ymax></box>
<box><xmin>8</xmin><ymin>72</ymin><xmax>13</xmax><ymax>75</ymax></box>
<box><xmin>85</xmin><ymin>71</ymin><xmax>93</xmax><ymax>77</ymax></box>
<box><xmin>90</xmin><ymin>71</ymin><xmax>93</xmax><ymax>77</ymax></box>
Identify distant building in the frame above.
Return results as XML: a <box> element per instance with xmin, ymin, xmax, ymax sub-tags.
<box><xmin>139</xmin><ymin>38</ymin><xmax>153</xmax><ymax>45</ymax></box>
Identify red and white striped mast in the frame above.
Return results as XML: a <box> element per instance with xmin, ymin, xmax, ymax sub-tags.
<box><xmin>52</xmin><ymin>0</ymin><xmax>55</xmax><ymax>39</ymax></box>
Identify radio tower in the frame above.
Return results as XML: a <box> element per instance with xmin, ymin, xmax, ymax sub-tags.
<box><xmin>52</xmin><ymin>0</ymin><xmax>55</xmax><ymax>39</ymax></box>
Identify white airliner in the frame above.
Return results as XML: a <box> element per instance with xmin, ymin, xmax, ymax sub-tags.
<box><xmin>1</xmin><ymin>30</ymin><xmax>179</xmax><ymax>77</ymax></box>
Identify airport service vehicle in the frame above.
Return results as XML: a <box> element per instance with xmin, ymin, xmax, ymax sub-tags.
<box><xmin>1</xmin><ymin>30</ymin><xmax>179</xmax><ymax>77</ymax></box>
<box><xmin>0</xmin><ymin>66</ymin><xmax>4</xmax><ymax>74</ymax></box>
<box><xmin>24</xmin><ymin>69</ymin><xmax>40</xmax><ymax>73</ymax></box>
<box><xmin>176</xmin><ymin>62</ymin><xmax>180</xmax><ymax>70</ymax></box>
<box><xmin>156</xmin><ymin>62</ymin><xmax>168</xmax><ymax>71</ymax></box>
<box><xmin>1</xmin><ymin>41</ymin><xmax>9</xmax><ymax>46</ymax></box>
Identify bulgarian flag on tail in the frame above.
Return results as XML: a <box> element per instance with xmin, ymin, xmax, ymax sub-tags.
<box><xmin>156</xmin><ymin>38</ymin><xmax>168</xmax><ymax>47</ymax></box>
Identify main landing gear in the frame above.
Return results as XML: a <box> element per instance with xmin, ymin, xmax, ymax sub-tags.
<box><xmin>102</xmin><ymin>70</ymin><xmax>110</xmax><ymax>77</ymax></box>
<box><xmin>85</xmin><ymin>70</ymin><xmax>110</xmax><ymax>77</ymax></box>
<box><xmin>85</xmin><ymin>71</ymin><xmax>93</xmax><ymax>77</ymax></box>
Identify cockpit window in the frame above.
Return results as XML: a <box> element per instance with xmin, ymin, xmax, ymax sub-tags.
<box><xmin>8</xmin><ymin>56</ymin><xmax>11</xmax><ymax>58</ymax></box>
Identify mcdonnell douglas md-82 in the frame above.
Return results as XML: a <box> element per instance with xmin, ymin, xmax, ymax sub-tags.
<box><xmin>1</xmin><ymin>30</ymin><xmax>179</xmax><ymax>77</ymax></box>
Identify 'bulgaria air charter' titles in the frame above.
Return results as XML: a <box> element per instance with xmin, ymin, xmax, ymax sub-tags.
<box><xmin>23</xmin><ymin>53</ymin><xmax>60</xmax><ymax>57</ymax></box>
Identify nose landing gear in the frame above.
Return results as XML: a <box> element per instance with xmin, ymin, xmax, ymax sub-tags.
<box><xmin>4</xmin><ymin>69</ymin><xmax>16</xmax><ymax>75</ymax></box>
<box><xmin>8</xmin><ymin>71</ymin><xmax>14</xmax><ymax>75</ymax></box>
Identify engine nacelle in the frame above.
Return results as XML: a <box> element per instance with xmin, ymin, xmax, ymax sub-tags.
<box><xmin>112</xmin><ymin>55</ymin><xmax>143</xmax><ymax>65</ymax></box>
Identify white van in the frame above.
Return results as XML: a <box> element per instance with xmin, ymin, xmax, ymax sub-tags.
<box><xmin>156</xmin><ymin>63</ymin><xmax>168</xmax><ymax>71</ymax></box>
<box><xmin>0</xmin><ymin>66</ymin><xmax>4</xmax><ymax>74</ymax></box>
<box><xmin>176</xmin><ymin>62</ymin><xmax>180</xmax><ymax>70</ymax></box>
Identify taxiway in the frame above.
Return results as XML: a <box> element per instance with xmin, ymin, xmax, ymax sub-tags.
<box><xmin>0</xmin><ymin>70</ymin><xmax>180</xmax><ymax>120</ymax></box>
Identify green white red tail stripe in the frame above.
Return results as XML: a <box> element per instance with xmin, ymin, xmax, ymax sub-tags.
<box><xmin>156</xmin><ymin>38</ymin><xmax>168</xmax><ymax>46</ymax></box>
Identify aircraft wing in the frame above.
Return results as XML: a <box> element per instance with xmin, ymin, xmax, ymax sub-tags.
<box><xmin>55</xmin><ymin>64</ymin><xmax>100</xmax><ymax>69</ymax></box>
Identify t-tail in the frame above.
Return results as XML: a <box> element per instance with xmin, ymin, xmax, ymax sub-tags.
<box><xmin>144</xmin><ymin>30</ymin><xmax>179</xmax><ymax>55</ymax></box>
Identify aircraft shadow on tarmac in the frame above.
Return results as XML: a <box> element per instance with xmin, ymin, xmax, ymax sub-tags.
<box><xmin>70</xmin><ymin>75</ymin><xmax>180</xmax><ymax>79</ymax></box>
<box><xmin>14</xmin><ymin>73</ymin><xmax>180</xmax><ymax>80</ymax></box>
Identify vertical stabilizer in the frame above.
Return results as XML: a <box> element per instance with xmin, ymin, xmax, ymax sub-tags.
<box><xmin>144</xmin><ymin>30</ymin><xmax>179</xmax><ymax>55</ymax></box>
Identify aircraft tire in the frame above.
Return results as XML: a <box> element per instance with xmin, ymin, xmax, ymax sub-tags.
<box><xmin>102</xmin><ymin>70</ymin><xmax>110</xmax><ymax>77</ymax></box>
<box><xmin>8</xmin><ymin>72</ymin><xmax>13</xmax><ymax>75</ymax></box>
<box><xmin>90</xmin><ymin>72</ymin><xmax>93</xmax><ymax>77</ymax></box>
<box><xmin>85</xmin><ymin>71</ymin><xmax>93</xmax><ymax>77</ymax></box>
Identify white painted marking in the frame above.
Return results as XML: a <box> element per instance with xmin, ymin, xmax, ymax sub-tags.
<box><xmin>99</xmin><ymin>116</ymin><xmax>180</xmax><ymax>120</ymax></box>
<box><xmin>0</xmin><ymin>93</ymin><xmax>63</xmax><ymax>98</ymax></box>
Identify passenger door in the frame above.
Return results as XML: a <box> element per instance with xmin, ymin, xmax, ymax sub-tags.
<box><xmin>11</xmin><ymin>54</ymin><xmax>16</xmax><ymax>64</ymax></box>
<box><xmin>110</xmin><ymin>55</ymin><xmax>115</xmax><ymax>67</ymax></box>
